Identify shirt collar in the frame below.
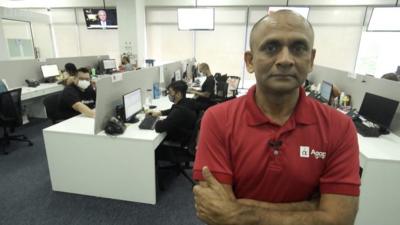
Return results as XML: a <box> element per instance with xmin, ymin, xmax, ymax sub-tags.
<box><xmin>245</xmin><ymin>85</ymin><xmax>317</xmax><ymax>126</ymax></box>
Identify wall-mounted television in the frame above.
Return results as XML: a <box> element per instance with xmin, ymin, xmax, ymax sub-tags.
<box><xmin>178</xmin><ymin>8</ymin><xmax>214</xmax><ymax>31</ymax></box>
<box><xmin>83</xmin><ymin>8</ymin><xmax>118</xmax><ymax>29</ymax></box>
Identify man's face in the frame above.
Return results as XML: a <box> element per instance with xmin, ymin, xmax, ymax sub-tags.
<box><xmin>98</xmin><ymin>11</ymin><xmax>107</xmax><ymax>22</ymax></box>
<box><xmin>245</xmin><ymin>13</ymin><xmax>316</xmax><ymax>94</ymax></box>
<box><xmin>75</xmin><ymin>72</ymin><xmax>90</xmax><ymax>85</ymax></box>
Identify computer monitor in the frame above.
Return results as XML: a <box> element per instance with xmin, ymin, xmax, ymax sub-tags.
<box><xmin>41</xmin><ymin>65</ymin><xmax>59</xmax><ymax>78</ymax></box>
<box><xmin>358</xmin><ymin>92</ymin><xmax>399</xmax><ymax>131</ymax></box>
<box><xmin>319</xmin><ymin>81</ymin><xmax>333</xmax><ymax>103</ymax></box>
<box><xmin>123</xmin><ymin>88</ymin><xmax>142</xmax><ymax>123</ymax></box>
<box><xmin>103</xmin><ymin>59</ymin><xmax>116</xmax><ymax>72</ymax></box>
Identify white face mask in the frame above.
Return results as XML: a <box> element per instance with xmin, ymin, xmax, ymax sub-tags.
<box><xmin>77</xmin><ymin>80</ymin><xmax>90</xmax><ymax>90</ymax></box>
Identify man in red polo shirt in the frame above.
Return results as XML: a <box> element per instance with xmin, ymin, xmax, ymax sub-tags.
<box><xmin>193</xmin><ymin>10</ymin><xmax>360</xmax><ymax>225</ymax></box>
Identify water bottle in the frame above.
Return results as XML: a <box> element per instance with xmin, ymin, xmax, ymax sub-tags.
<box><xmin>145</xmin><ymin>89</ymin><xmax>153</xmax><ymax>107</ymax></box>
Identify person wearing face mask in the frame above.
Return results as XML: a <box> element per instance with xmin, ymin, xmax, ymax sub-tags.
<box><xmin>148</xmin><ymin>81</ymin><xmax>198</xmax><ymax>143</ymax></box>
<box><xmin>189</xmin><ymin>63</ymin><xmax>215</xmax><ymax>110</ymax></box>
<box><xmin>59</xmin><ymin>67</ymin><xmax>96</xmax><ymax>119</ymax></box>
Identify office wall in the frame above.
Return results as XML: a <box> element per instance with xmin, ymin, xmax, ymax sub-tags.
<box><xmin>0</xmin><ymin>7</ymin><xmax>53</xmax><ymax>60</ymax></box>
<box><xmin>195</xmin><ymin>7</ymin><xmax>247</xmax><ymax>77</ymax></box>
<box><xmin>146</xmin><ymin>6</ymin><xmax>368</xmax><ymax>89</ymax></box>
<box><xmin>31</xmin><ymin>22</ymin><xmax>54</xmax><ymax>59</ymax></box>
<box><xmin>22</xmin><ymin>8</ymin><xmax>120</xmax><ymax>63</ymax></box>
<box><xmin>146</xmin><ymin>8</ymin><xmax>194</xmax><ymax>63</ymax></box>
<box><xmin>309</xmin><ymin>65</ymin><xmax>400</xmax><ymax>136</ymax></box>
<box><xmin>309</xmin><ymin>7</ymin><xmax>364</xmax><ymax>73</ymax></box>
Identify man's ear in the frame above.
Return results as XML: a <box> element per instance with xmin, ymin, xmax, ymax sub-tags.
<box><xmin>309</xmin><ymin>49</ymin><xmax>316</xmax><ymax>71</ymax></box>
<box><xmin>244</xmin><ymin>51</ymin><xmax>254</xmax><ymax>73</ymax></box>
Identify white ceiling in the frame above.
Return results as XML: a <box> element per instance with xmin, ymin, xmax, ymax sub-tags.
<box><xmin>0</xmin><ymin>0</ymin><xmax>398</xmax><ymax>8</ymax></box>
<box><xmin>0</xmin><ymin>0</ymin><xmax>117</xmax><ymax>8</ymax></box>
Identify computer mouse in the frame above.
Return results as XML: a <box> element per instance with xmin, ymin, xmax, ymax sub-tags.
<box><xmin>352</xmin><ymin>116</ymin><xmax>362</xmax><ymax>123</ymax></box>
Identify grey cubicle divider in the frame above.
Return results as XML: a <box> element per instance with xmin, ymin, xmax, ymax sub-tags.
<box><xmin>0</xmin><ymin>55</ymin><xmax>109</xmax><ymax>88</ymax></box>
<box><xmin>309</xmin><ymin>65</ymin><xmax>400</xmax><ymax>136</ymax></box>
<box><xmin>0</xmin><ymin>59</ymin><xmax>44</xmax><ymax>87</ymax></box>
<box><xmin>162</xmin><ymin>61</ymin><xmax>184</xmax><ymax>87</ymax></box>
<box><xmin>46</xmin><ymin>55</ymin><xmax>109</xmax><ymax>71</ymax></box>
<box><xmin>94</xmin><ymin>67</ymin><xmax>160</xmax><ymax>134</ymax></box>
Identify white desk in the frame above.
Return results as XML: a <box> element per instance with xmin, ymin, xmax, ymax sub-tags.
<box><xmin>43</xmin><ymin>97</ymin><xmax>171</xmax><ymax>205</ymax></box>
<box><xmin>356</xmin><ymin>133</ymin><xmax>400</xmax><ymax>225</ymax></box>
<box><xmin>21</xmin><ymin>83</ymin><xmax>63</xmax><ymax>101</ymax></box>
<box><xmin>19</xmin><ymin>83</ymin><xmax>64</xmax><ymax>118</ymax></box>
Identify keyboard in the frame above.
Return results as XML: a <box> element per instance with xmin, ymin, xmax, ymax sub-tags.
<box><xmin>308</xmin><ymin>92</ymin><xmax>328</xmax><ymax>103</ymax></box>
<box><xmin>353</xmin><ymin>121</ymin><xmax>380</xmax><ymax>137</ymax></box>
<box><xmin>139</xmin><ymin>115</ymin><xmax>158</xmax><ymax>130</ymax></box>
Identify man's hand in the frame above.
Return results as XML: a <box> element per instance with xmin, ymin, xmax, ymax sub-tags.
<box><xmin>147</xmin><ymin>110</ymin><xmax>161</xmax><ymax>117</ymax></box>
<box><xmin>193</xmin><ymin>167</ymin><xmax>240</xmax><ymax>225</ymax></box>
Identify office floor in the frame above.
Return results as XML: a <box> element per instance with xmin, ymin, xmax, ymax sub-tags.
<box><xmin>0</xmin><ymin>119</ymin><xmax>202</xmax><ymax>225</ymax></box>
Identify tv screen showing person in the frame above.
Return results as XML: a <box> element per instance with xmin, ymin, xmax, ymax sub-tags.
<box><xmin>83</xmin><ymin>8</ymin><xmax>118</xmax><ymax>29</ymax></box>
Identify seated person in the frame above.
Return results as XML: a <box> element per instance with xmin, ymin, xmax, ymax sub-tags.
<box><xmin>149</xmin><ymin>80</ymin><xmax>198</xmax><ymax>144</ymax></box>
<box><xmin>59</xmin><ymin>67</ymin><xmax>96</xmax><ymax>119</ymax></box>
<box><xmin>119</xmin><ymin>56</ymin><xmax>135</xmax><ymax>71</ymax></box>
<box><xmin>59</xmin><ymin>63</ymin><xmax>78</xmax><ymax>86</ymax></box>
<box><xmin>189</xmin><ymin>63</ymin><xmax>215</xmax><ymax>109</ymax></box>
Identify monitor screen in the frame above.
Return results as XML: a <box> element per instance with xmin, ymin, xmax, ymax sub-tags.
<box><xmin>83</xmin><ymin>8</ymin><xmax>118</xmax><ymax>29</ymax></box>
<box><xmin>123</xmin><ymin>89</ymin><xmax>142</xmax><ymax>121</ymax></box>
<box><xmin>41</xmin><ymin>64</ymin><xmax>59</xmax><ymax>78</ymax></box>
<box><xmin>320</xmin><ymin>81</ymin><xmax>333</xmax><ymax>102</ymax></box>
<box><xmin>103</xmin><ymin>59</ymin><xmax>116</xmax><ymax>70</ymax></box>
<box><xmin>359</xmin><ymin>92</ymin><xmax>399</xmax><ymax>129</ymax></box>
<box><xmin>367</xmin><ymin>7</ymin><xmax>400</xmax><ymax>31</ymax></box>
<box><xmin>178</xmin><ymin>8</ymin><xmax>214</xmax><ymax>30</ymax></box>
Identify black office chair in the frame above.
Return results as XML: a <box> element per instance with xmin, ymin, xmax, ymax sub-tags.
<box><xmin>156</xmin><ymin>111</ymin><xmax>204</xmax><ymax>190</ymax></box>
<box><xmin>227</xmin><ymin>76</ymin><xmax>241</xmax><ymax>98</ymax></box>
<box><xmin>43</xmin><ymin>92</ymin><xmax>64</xmax><ymax>124</ymax></box>
<box><xmin>0</xmin><ymin>88</ymin><xmax>33</xmax><ymax>154</ymax></box>
<box><xmin>212</xmin><ymin>82</ymin><xmax>228</xmax><ymax>103</ymax></box>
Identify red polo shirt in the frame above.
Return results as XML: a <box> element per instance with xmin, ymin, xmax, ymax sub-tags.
<box><xmin>193</xmin><ymin>85</ymin><xmax>360</xmax><ymax>203</ymax></box>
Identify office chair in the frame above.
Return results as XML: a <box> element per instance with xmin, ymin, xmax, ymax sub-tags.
<box><xmin>43</xmin><ymin>92</ymin><xmax>64</xmax><ymax>124</ymax></box>
<box><xmin>0</xmin><ymin>88</ymin><xmax>33</xmax><ymax>154</ymax></box>
<box><xmin>156</xmin><ymin>111</ymin><xmax>204</xmax><ymax>190</ymax></box>
<box><xmin>213</xmin><ymin>78</ymin><xmax>229</xmax><ymax>103</ymax></box>
<box><xmin>227</xmin><ymin>76</ymin><xmax>241</xmax><ymax>98</ymax></box>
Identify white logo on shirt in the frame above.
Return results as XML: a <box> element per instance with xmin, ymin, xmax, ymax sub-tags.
<box><xmin>300</xmin><ymin>146</ymin><xmax>326</xmax><ymax>160</ymax></box>
<box><xmin>300</xmin><ymin>146</ymin><xmax>310</xmax><ymax>158</ymax></box>
<box><xmin>311</xmin><ymin>149</ymin><xmax>326</xmax><ymax>159</ymax></box>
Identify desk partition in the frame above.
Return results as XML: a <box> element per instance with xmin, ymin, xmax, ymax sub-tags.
<box><xmin>94</xmin><ymin>68</ymin><xmax>159</xmax><ymax>134</ymax></box>
<box><xmin>45</xmin><ymin>55</ymin><xmax>109</xmax><ymax>72</ymax></box>
<box><xmin>94</xmin><ymin>59</ymin><xmax>195</xmax><ymax>134</ymax></box>
<box><xmin>309</xmin><ymin>65</ymin><xmax>400</xmax><ymax>136</ymax></box>
<box><xmin>0</xmin><ymin>59</ymin><xmax>44</xmax><ymax>87</ymax></box>
<box><xmin>0</xmin><ymin>55</ymin><xmax>109</xmax><ymax>88</ymax></box>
